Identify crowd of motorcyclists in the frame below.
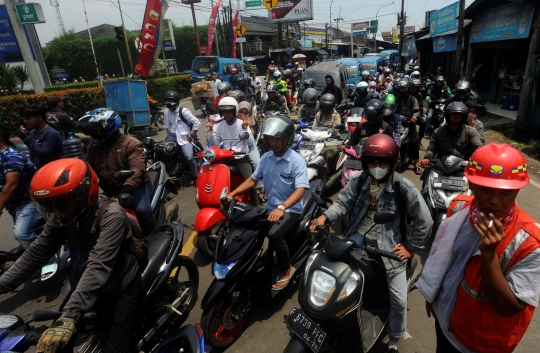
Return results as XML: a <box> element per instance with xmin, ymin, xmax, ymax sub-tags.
<box><xmin>0</xmin><ymin>58</ymin><xmax>538</xmax><ymax>353</ymax></box>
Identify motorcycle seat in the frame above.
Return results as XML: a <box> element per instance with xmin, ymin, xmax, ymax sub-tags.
<box><xmin>141</xmin><ymin>231</ymin><xmax>172</xmax><ymax>294</ymax></box>
<box><xmin>148</xmin><ymin>168</ymin><xmax>160</xmax><ymax>197</ymax></box>
<box><xmin>299</xmin><ymin>179</ymin><xmax>324</xmax><ymax>220</ymax></box>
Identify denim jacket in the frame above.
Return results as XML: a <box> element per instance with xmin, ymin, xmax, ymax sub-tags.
<box><xmin>324</xmin><ymin>171</ymin><xmax>433</xmax><ymax>274</ymax></box>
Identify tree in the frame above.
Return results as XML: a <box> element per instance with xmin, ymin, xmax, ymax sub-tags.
<box><xmin>0</xmin><ymin>64</ymin><xmax>29</xmax><ymax>95</ymax></box>
<box><xmin>12</xmin><ymin>66</ymin><xmax>29</xmax><ymax>92</ymax></box>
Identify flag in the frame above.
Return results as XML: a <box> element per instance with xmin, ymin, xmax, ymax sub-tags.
<box><xmin>231</xmin><ymin>11</ymin><xmax>238</xmax><ymax>59</ymax></box>
<box><xmin>206</xmin><ymin>1</ymin><xmax>221</xmax><ymax>56</ymax></box>
<box><xmin>135</xmin><ymin>0</ymin><xmax>169</xmax><ymax>77</ymax></box>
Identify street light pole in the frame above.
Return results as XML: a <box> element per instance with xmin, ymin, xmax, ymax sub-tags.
<box><xmin>329</xmin><ymin>0</ymin><xmax>334</xmax><ymax>57</ymax></box>
<box><xmin>374</xmin><ymin>2</ymin><xmax>393</xmax><ymax>51</ymax></box>
<box><xmin>117</xmin><ymin>0</ymin><xmax>134</xmax><ymax>74</ymax></box>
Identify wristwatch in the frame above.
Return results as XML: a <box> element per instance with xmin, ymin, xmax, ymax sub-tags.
<box><xmin>277</xmin><ymin>204</ymin><xmax>287</xmax><ymax>212</ymax></box>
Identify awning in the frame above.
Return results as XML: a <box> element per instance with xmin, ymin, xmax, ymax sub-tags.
<box><xmin>316</xmin><ymin>48</ymin><xmax>328</xmax><ymax>55</ymax></box>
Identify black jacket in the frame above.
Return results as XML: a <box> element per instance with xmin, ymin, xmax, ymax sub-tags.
<box><xmin>322</xmin><ymin>77</ymin><xmax>343</xmax><ymax>104</ymax></box>
<box><xmin>46</xmin><ymin>108</ymin><xmax>78</xmax><ymax>134</ymax></box>
<box><xmin>425</xmin><ymin>124</ymin><xmax>482</xmax><ymax>160</ymax></box>
<box><xmin>349</xmin><ymin>121</ymin><xmax>394</xmax><ymax>146</ymax></box>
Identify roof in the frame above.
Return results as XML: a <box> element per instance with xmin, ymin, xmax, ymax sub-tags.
<box><xmin>74</xmin><ymin>24</ymin><xmax>137</xmax><ymax>40</ymax></box>
<box><xmin>305</xmin><ymin>60</ymin><xmax>344</xmax><ymax>72</ymax></box>
<box><xmin>464</xmin><ymin>0</ymin><xmax>524</xmax><ymax>18</ymax></box>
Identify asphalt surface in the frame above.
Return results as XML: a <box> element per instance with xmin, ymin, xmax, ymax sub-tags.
<box><xmin>1</xmin><ymin>98</ymin><xmax>540</xmax><ymax>353</ymax></box>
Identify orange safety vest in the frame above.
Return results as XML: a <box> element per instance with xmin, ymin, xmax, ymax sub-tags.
<box><xmin>449</xmin><ymin>207</ymin><xmax>540</xmax><ymax>353</ymax></box>
<box><xmin>446</xmin><ymin>194</ymin><xmax>474</xmax><ymax>218</ymax></box>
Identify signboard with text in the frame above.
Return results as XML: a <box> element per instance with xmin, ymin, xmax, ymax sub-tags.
<box><xmin>269</xmin><ymin>0</ymin><xmax>314</xmax><ymax>22</ymax></box>
<box><xmin>15</xmin><ymin>3</ymin><xmax>45</xmax><ymax>24</ymax></box>
<box><xmin>470</xmin><ymin>2</ymin><xmax>535</xmax><ymax>43</ymax></box>
<box><xmin>162</xmin><ymin>19</ymin><xmax>176</xmax><ymax>51</ymax></box>
<box><xmin>433</xmin><ymin>33</ymin><xmax>456</xmax><ymax>52</ymax></box>
<box><xmin>430</xmin><ymin>1</ymin><xmax>459</xmax><ymax>37</ymax></box>
<box><xmin>404</xmin><ymin>26</ymin><xmax>415</xmax><ymax>33</ymax></box>
<box><xmin>0</xmin><ymin>5</ymin><xmax>35</xmax><ymax>63</ymax></box>
<box><xmin>352</xmin><ymin>21</ymin><xmax>369</xmax><ymax>30</ymax></box>
<box><xmin>245</xmin><ymin>0</ymin><xmax>262</xmax><ymax>7</ymax></box>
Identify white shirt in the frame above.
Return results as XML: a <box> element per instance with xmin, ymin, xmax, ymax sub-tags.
<box><xmin>207</xmin><ymin>118</ymin><xmax>255</xmax><ymax>156</ymax></box>
<box><xmin>211</xmin><ymin>79</ymin><xmax>222</xmax><ymax>98</ymax></box>
<box><xmin>250</xmin><ymin>77</ymin><xmax>261</xmax><ymax>89</ymax></box>
<box><xmin>164</xmin><ymin>107</ymin><xmax>201</xmax><ymax>146</ymax></box>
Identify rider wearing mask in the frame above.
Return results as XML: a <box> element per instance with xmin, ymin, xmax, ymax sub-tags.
<box><xmin>311</xmin><ymin>134</ymin><xmax>432</xmax><ymax>353</ymax></box>
<box><xmin>426</xmin><ymin>76</ymin><xmax>451</xmax><ymax>133</ymax></box>
<box><xmin>382</xmin><ymin>94</ymin><xmax>403</xmax><ymax>147</ymax></box>
<box><xmin>79</xmin><ymin>108</ymin><xmax>156</xmax><ymax>237</ymax></box>
<box><xmin>344</xmin><ymin>99</ymin><xmax>394</xmax><ymax>150</ymax></box>
<box><xmin>315</xmin><ymin>94</ymin><xmax>341</xmax><ymax>174</ymax></box>
<box><xmin>360</xmin><ymin>70</ymin><xmax>373</xmax><ymax>84</ymax></box>
<box><xmin>379</xmin><ymin>68</ymin><xmax>394</xmax><ymax>86</ymax></box>
<box><xmin>395</xmin><ymin>78</ymin><xmax>422</xmax><ymax>175</ymax></box>
<box><xmin>228</xmin><ymin>67</ymin><xmax>241</xmax><ymax>89</ymax></box>
<box><xmin>0</xmin><ymin>158</ymin><xmax>142</xmax><ymax>353</ymax></box>
<box><xmin>446</xmin><ymin>80</ymin><xmax>476</xmax><ymax>107</ymax></box>
<box><xmin>422</xmin><ymin>101</ymin><xmax>483</xmax><ymax>166</ymax></box>
<box><xmin>367</xmin><ymin>81</ymin><xmax>381</xmax><ymax>101</ymax></box>
<box><xmin>263</xmin><ymin>84</ymin><xmax>288</xmax><ymax>113</ymax></box>
<box><xmin>226</xmin><ymin>116</ymin><xmax>309</xmax><ymax>290</ymax></box>
<box><xmin>296</xmin><ymin>78</ymin><xmax>316</xmax><ymax>105</ymax></box>
<box><xmin>354</xmin><ymin>81</ymin><xmax>370</xmax><ymax>108</ymax></box>
<box><xmin>162</xmin><ymin>91</ymin><xmax>201</xmax><ymax>183</ymax></box>
<box><xmin>322</xmin><ymin>75</ymin><xmax>343</xmax><ymax>104</ymax></box>
<box><xmin>465</xmin><ymin>100</ymin><xmax>485</xmax><ymax>144</ymax></box>
<box><xmin>409</xmin><ymin>78</ymin><xmax>427</xmax><ymax>145</ymax></box>
<box><xmin>250</xmin><ymin>71</ymin><xmax>262</xmax><ymax>105</ymax></box>
<box><xmin>298</xmin><ymin>88</ymin><xmax>319</xmax><ymax>122</ymax></box>
<box><xmin>236</xmin><ymin>76</ymin><xmax>257</xmax><ymax>108</ymax></box>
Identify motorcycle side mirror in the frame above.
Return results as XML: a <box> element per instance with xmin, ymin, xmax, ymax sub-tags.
<box><xmin>374</xmin><ymin>211</ymin><xmax>395</xmax><ymax>224</ymax></box>
<box><xmin>312</xmin><ymin>192</ymin><xmax>326</xmax><ymax>207</ymax></box>
<box><xmin>32</xmin><ymin>309</ymin><xmax>62</xmax><ymax>322</ymax></box>
<box><xmin>113</xmin><ymin>170</ymin><xmax>135</xmax><ymax>180</ymax></box>
<box><xmin>240</xmin><ymin>132</ymin><xmax>250</xmax><ymax>140</ymax></box>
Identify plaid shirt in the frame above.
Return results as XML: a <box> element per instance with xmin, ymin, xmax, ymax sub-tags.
<box><xmin>0</xmin><ymin>146</ymin><xmax>36</xmax><ymax>211</ymax></box>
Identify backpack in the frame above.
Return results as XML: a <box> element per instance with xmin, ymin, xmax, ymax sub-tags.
<box><xmin>178</xmin><ymin>108</ymin><xmax>193</xmax><ymax>130</ymax></box>
<box><xmin>96</xmin><ymin>199</ymin><xmax>149</xmax><ymax>271</ymax></box>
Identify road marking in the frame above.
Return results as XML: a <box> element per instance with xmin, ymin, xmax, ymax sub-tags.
<box><xmin>530</xmin><ymin>178</ymin><xmax>540</xmax><ymax>190</ymax></box>
<box><xmin>181</xmin><ymin>230</ymin><xmax>198</xmax><ymax>256</ymax></box>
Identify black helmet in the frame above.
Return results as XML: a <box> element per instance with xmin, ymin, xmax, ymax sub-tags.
<box><xmin>436</xmin><ymin>75</ymin><xmax>445</xmax><ymax>83</ymax></box>
<box><xmin>217</xmin><ymin>82</ymin><xmax>231</xmax><ymax>94</ymax></box>
<box><xmin>396</xmin><ymin>78</ymin><xmax>411</xmax><ymax>89</ymax></box>
<box><xmin>465</xmin><ymin>100</ymin><xmax>479</xmax><ymax>109</ymax></box>
<box><xmin>266</xmin><ymin>84</ymin><xmax>278</xmax><ymax>95</ymax></box>
<box><xmin>455</xmin><ymin>81</ymin><xmax>471</xmax><ymax>99</ymax></box>
<box><xmin>229</xmin><ymin>89</ymin><xmax>246</xmax><ymax>103</ymax></box>
<box><xmin>304</xmin><ymin>78</ymin><xmax>316</xmax><ymax>88</ymax></box>
<box><xmin>164</xmin><ymin>91</ymin><xmax>180</xmax><ymax>110</ymax></box>
<box><xmin>361</xmin><ymin>70</ymin><xmax>370</xmax><ymax>80</ymax></box>
<box><xmin>411</xmin><ymin>78</ymin><xmax>421</xmax><ymax>88</ymax></box>
<box><xmin>236</xmin><ymin>76</ymin><xmax>247</xmax><ymax>88</ymax></box>
<box><xmin>383</xmin><ymin>68</ymin><xmax>391</xmax><ymax>76</ymax></box>
<box><xmin>262</xmin><ymin>115</ymin><xmax>295</xmax><ymax>149</ymax></box>
<box><xmin>303</xmin><ymin>88</ymin><xmax>318</xmax><ymax>104</ymax></box>
<box><xmin>365</xmin><ymin>99</ymin><xmax>384</xmax><ymax>125</ymax></box>
<box><xmin>205</xmin><ymin>73</ymin><xmax>213</xmax><ymax>81</ymax></box>
<box><xmin>319</xmin><ymin>93</ymin><xmax>336</xmax><ymax>113</ymax></box>
<box><xmin>445</xmin><ymin>101</ymin><xmax>469</xmax><ymax>122</ymax></box>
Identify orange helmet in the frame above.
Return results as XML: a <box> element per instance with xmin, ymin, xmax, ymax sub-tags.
<box><xmin>465</xmin><ymin>143</ymin><xmax>529</xmax><ymax>189</ymax></box>
<box><xmin>30</xmin><ymin>158</ymin><xmax>99</xmax><ymax>227</ymax></box>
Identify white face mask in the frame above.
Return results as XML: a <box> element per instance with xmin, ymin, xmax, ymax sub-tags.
<box><xmin>368</xmin><ymin>88</ymin><xmax>375</xmax><ymax>93</ymax></box>
<box><xmin>369</xmin><ymin>167</ymin><xmax>389</xmax><ymax>180</ymax></box>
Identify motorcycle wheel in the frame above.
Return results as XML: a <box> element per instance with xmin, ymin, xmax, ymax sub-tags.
<box><xmin>201</xmin><ymin>290</ymin><xmax>251</xmax><ymax>349</ymax></box>
<box><xmin>196</xmin><ymin>220</ymin><xmax>225</xmax><ymax>260</ymax></box>
<box><xmin>166</xmin><ymin>255</ymin><xmax>199</xmax><ymax>320</ymax></box>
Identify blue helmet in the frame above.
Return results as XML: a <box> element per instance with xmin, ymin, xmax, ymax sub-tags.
<box><xmin>78</xmin><ymin>108</ymin><xmax>122</xmax><ymax>139</ymax></box>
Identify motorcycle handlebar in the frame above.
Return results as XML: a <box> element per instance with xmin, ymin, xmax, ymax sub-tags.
<box><xmin>364</xmin><ymin>245</ymin><xmax>403</xmax><ymax>262</ymax></box>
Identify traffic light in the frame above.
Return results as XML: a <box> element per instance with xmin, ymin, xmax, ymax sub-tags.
<box><xmin>114</xmin><ymin>26</ymin><xmax>125</xmax><ymax>43</ymax></box>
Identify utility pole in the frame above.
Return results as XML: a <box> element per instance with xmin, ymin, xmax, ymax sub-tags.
<box><xmin>190</xmin><ymin>3</ymin><xmax>201</xmax><ymax>55</ymax></box>
<box><xmin>454</xmin><ymin>0</ymin><xmax>465</xmax><ymax>83</ymax></box>
<box><xmin>397</xmin><ymin>0</ymin><xmax>405</xmax><ymax>71</ymax></box>
<box><xmin>4</xmin><ymin>0</ymin><xmax>44</xmax><ymax>93</ymax></box>
<box><xmin>117</xmin><ymin>0</ymin><xmax>134</xmax><ymax>74</ymax></box>
<box><xmin>82</xmin><ymin>0</ymin><xmax>101</xmax><ymax>84</ymax></box>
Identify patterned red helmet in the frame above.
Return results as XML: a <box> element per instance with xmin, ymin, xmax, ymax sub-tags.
<box><xmin>465</xmin><ymin>143</ymin><xmax>529</xmax><ymax>189</ymax></box>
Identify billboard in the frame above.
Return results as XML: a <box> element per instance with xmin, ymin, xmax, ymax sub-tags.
<box><xmin>404</xmin><ymin>26</ymin><xmax>415</xmax><ymax>33</ymax></box>
<box><xmin>392</xmin><ymin>27</ymin><xmax>398</xmax><ymax>43</ymax></box>
<box><xmin>470</xmin><ymin>2</ymin><xmax>535</xmax><ymax>43</ymax></box>
<box><xmin>352</xmin><ymin>21</ymin><xmax>369</xmax><ymax>30</ymax></box>
<box><xmin>270</xmin><ymin>0</ymin><xmax>313</xmax><ymax>22</ymax></box>
<box><xmin>424</xmin><ymin>10</ymin><xmax>436</xmax><ymax>29</ymax></box>
<box><xmin>430</xmin><ymin>1</ymin><xmax>459</xmax><ymax>37</ymax></box>
<box><xmin>162</xmin><ymin>19</ymin><xmax>176</xmax><ymax>51</ymax></box>
<box><xmin>433</xmin><ymin>33</ymin><xmax>456</xmax><ymax>52</ymax></box>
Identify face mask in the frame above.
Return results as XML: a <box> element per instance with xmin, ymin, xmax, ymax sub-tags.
<box><xmin>368</xmin><ymin>88</ymin><xmax>375</xmax><ymax>93</ymax></box>
<box><xmin>369</xmin><ymin>166</ymin><xmax>389</xmax><ymax>180</ymax></box>
<box><xmin>469</xmin><ymin>113</ymin><xmax>477</xmax><ymax>120</ymax></box>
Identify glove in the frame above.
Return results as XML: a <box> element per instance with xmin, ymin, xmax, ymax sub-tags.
<box><xmin>117</xmin><ymin>186</ymin><xmax>134</xmax><ymax>208</ymax></box>
<box><xmin>17</xmin><ymin>127</ymin><xmax>29</xmax><ymax>140</ymax></box>
<box><xmin>36</xmin><ymin>317</ymin><xmax>77</xmax><ymax>353</ymax></box>
<box><xmin>421</xmin><ymin>159</ymin><xmax>430</xmax><ymax>166</ymax></box>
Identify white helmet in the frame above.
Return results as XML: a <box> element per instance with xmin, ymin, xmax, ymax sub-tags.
<box><xmin>411</xmin><ymin>70</ymin><xmax>421</xmax><ymax>79</ymax></box>
<box><xmin>218</xmin><ymin>96</ymin><xmax>239</xmax><ymax>116</ymax></box>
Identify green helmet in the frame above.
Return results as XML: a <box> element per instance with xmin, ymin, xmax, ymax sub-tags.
<box><xmin>383</xmin><ymin>94</ymin><xmax>396</xmax><ymax>117</ymax></box>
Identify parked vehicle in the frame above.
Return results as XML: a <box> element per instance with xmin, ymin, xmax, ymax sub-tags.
<box><xmin>302</xmin><ymin>61</ymin><xmax>349</xmax><ymax>102</ymax></box>
<box><xmin>190</xmin><ymin>56</ymin><xmax>246</xmax><ymax>83</ymax></box>
<box><xmin>200</xmin><ymin>181</ymin><xmax>325</xmax><ymax>349</ymax></box>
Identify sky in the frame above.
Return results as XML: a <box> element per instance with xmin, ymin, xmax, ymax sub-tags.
<box><xmin>14</xmin><ymin>0</ymin><xmax>473</xmax><ymax>45</ymax></box>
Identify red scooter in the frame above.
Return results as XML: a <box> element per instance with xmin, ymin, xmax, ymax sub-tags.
<box><xmin>195</xmin><ymin>145</ymin><xmax>252</xmax><ymax>259</ymax></box>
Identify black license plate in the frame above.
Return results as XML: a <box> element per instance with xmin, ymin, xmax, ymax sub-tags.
<box><xmin>300</xmin><ymin>141</ymin><xmax>317</xmax><ymax>151</ymax></box>
<box><xmin>287</xmin><ymin>307</ymin><xmax>326</xmax><ymax>353</ymax></box>
<box><xmin>433</xmin><ymin>177</ymin><xmax>465</xmax><ymax>190</ymax></box>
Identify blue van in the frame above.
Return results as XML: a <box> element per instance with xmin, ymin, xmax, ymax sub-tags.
<box><xmin>359</xmin><ymin>56</ymin><xmax>386</xmax><ymax>76</ymax></box>
<box><xmin>189</xmin><ymin>56</ymin><xmax>246</xmax><ymax>83</ymax></box>
<box><xmin>380</xmin><ymin>50</ymin><xmax>399</xmax><ymax>66</ymax></box>
<box><xmin>336</xmin><ymin>57</ymin><xmax>361</xmax><ymax>90</ymax></box>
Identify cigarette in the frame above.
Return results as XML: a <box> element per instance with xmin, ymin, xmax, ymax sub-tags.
<box><xmin>487</xmin><ymin>220</ymin><xmax>493</xmax><ymax>229</ymax></box>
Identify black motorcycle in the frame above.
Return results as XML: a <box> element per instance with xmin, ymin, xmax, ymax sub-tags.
<box><xmin>200</xmin><ymin>180</ymin><xmax>325</xmax><ymax>349</ymax></box>
<box><xmin>429</xmin><ymin>98</ymin><xmax>447</xmax><ymax>133</ymax></box>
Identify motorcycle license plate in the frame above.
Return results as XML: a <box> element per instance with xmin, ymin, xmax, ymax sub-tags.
<box><xmin>300</xmin><ymin>141</ymin><xmax>317</xmax><ymax>151</ymax></box>
<box><xmin>347</xmin><ymin>116</ymin><xmax>362</xmax><ymax>123</ymax></box>
<box><xmin>433</xmin><ymin>177</ymin><xmax>465</xmax><ymax>191</ymax></box>
<box><xmin>287</xmin><ymin>307</ymin><xmax>326</xmax><ymax>353</ymax></box>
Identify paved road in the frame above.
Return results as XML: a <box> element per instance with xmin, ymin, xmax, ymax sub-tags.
<box><xmin>1</xmin><ymin>100</ymin><xmax>540</xmax><ymax>352</ymax></box>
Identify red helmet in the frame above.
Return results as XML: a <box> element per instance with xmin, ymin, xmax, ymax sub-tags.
<box><xmin>360</xmin><ymin>134</ymin><xmax>400</xmax><ymax>172</ymax></box>
<box><xmin>465</xmin><ymin>143</ymin><xmax>529</xmax><ymax>189</ymax></box>
<box><xmin>30</xmin><ymin>158</ymin><xmax>99</xmax><ymax>227</ymax></box>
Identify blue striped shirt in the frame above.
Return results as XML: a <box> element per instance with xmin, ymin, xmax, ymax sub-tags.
<box><xmin>0</xmin><ymin>146</ymin><xmax>36</xmax><ymax>211</ymax></box>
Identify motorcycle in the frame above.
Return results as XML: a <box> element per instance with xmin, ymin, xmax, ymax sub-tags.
<box><xmin>0</xmin><ymin>220</ymin><xmax>199</xmax><ymax>353</ymax></box>
<box><xmin>296</xmin><ymin>128</ymin><xmax>330</xmax><ymax>183</ymax></box>
<box><xmin>200</xmin><ymin>180</ymin><xmax>325</xmax><ymax>349</ymax></box>
<box><xmin>194</xmin><ymin>138</ymin><xmax>253</xmax><ymax>260</ymax></box>
<box><xmin>345</xmin><ymin>107</ymin><xmax>364</xmax><ymax>133</ymax></box>
<box><xmin>152</xmin><ymin>323</ymin><xmax>211</xmax><ymax>353</ymax></box>
<box><xmin>284</xmin><ymin>211</ymin><xmax>413</xmax><ymax>353</ymax></box>
<box><xmin>340</xmin><ymin>145</ymin><xmax>363</xmax><ymax>188</ymax></box>
<box><xmin>428</xmin><ymin>98</ymin><xmax>447</xmax><ymax>133</ymax></box>
<box><xmin>421</xmin><ymin>155</ymin><xmax>471</xmax><ymax>237</ymax></box>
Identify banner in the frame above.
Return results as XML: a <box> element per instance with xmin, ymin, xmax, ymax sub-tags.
<box><xmin>470</xmin><ymin>2</ymin><xmax>535</xmax><ymax>43</ymax></box>
<box><xmin>430</xmin><ymin>1</ymin><xmax>459</xmax><ymax>37</ymax></box>
<box><xmin>231</xmin><ymin>11</ymin><xmax>238</xmax><ymax>59</ymax></box>
<box><xmin>135</xmin><ymin>0</ymin><xmax>169</xmax><ymax>77</ymax></box>
<box><xmin>206</xmin><ymin>0</ymin><xmax>220</xmax><ymax>56</ymax></box>
<box><xmin>352</xmin><ymin>21</ymin><xmax>369</xmax><ymax>30</ymax></box>
<box><xmin>392</xmin><ymin>27</ymin><xmax>398</xmax><ymax>43</ymax></box>
<box><xmin>270</xmin><ymin>0</ymin><xmax>314</xmax><ymax>22</ymax></box>
<box><xmin>433</xmin><ymin>33</ymin><xmax>456</xmax><ymax>53</ymax></box>
<box><xmin>162</xmin><ymin>19</ymin><xmax>176</xmax><ymax>51</ymax></box>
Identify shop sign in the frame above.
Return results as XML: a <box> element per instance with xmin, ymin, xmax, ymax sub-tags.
<box><xmin>470</xmin><ymin>2</ymin><xmax>536</xmax><ymax>43</ymax></box>
<box><xmin>430</xmin><ymin>1</ymin><xmax>459</xmax><ymax>37</ymax></box>
<box><xmin>402</xmin><ymin>36</ymin><xmax>417</xmax><ymax>56</ymax></box>
<box><xmin>432</xmin><ymin>33</ymin><xmax>456</xmax><ymax>53</ymax></box>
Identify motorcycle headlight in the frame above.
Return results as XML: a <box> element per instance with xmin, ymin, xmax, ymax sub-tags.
<box><xmin>309</xmin><ymin>270</ymin><xmax>336</xmax><ymax>307</ymax></box>
<box><xmin>304</xmin><ymin>252</ymin><xmax>318</xmax><ymax>284</ymax></box>
<box><xmin>337</xmin><ymin>271</ymin><xmax>360</xmax><ymax>302</ymax></box>
<box><xmin>219</xmin><ymin>187</ymin><xmax>228</xmax><ymax>200</ymax></box>
<box><xmin>203</xmin><ymin>149</ymin><xmax>216</xmax><ymax>163</ymax></box>
<box><xmin>213</xmin><ymin>259</ymin><xmax>238</xmax><ymax>279</ymax></box>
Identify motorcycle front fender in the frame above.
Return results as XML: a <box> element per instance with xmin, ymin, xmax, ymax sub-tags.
<box><xmin>194</xmin><ymin>208</ymin><xmax>227</xmax><ymax>232</ymax></box>
<box><xmin>283</xmin><ymin>335</ymin><xmax>310</xmax><ymax>353</ymax></box>
<box><xmin>201</xmin><ymin>279</ymin><xmax>238</xmax><ymax>310</ymax></box>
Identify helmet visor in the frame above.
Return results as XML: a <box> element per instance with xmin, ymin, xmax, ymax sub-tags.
<box><xmin>262</xmin><ymin>117</ymin><xmax>291</xmax><ymax>139</ymax></box>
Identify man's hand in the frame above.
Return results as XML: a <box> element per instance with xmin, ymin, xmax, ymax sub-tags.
<box><xmin>309</xmin><ymin>215</ymin><xmax>327</xmax><ymax>233</ymax></box>
<box><xmin>17</xmin><ymin>126</ymin><xmax>29</xmax><ymax>140</ymax></box>
<box><xmin>270</xmin><ymin>101</ymin><xmax>277</xmax><ymax>107</ymax></box>
<box><xmin>421</xmin><ymin>159</ymin><xmax>430</xmax><ymax>166</ymax></box>
<box><xmin>410</xmin><ymin>116</ymin><xmax>417</xmax><ymax>123</ymax></box>
<box><xmin>36</xmin><ymin>317</ymin><xmax>77</xmax><ymax>353</ymax></box>
<box><xmin>268</xmin><ymin>208</ymin><xmax>284</xmax><ymax>223</ymax></box>
<box><xmin>473</xmin><ymin>212</ymin><xmax>505</xmax><ymax>256</ymax></box>
<box><xmin>468</xmin><ymin>115</ymin><xmax>476</xmax><ymax>128</ymax></box>
<box><xmin>191</xmin><ymin>130</ymin><xmax>198</xmax><ymax>138</ymax></box>
<box><xmin>117</xmin><ymin>186</ymin><xmax>134</xmax><ymax>208</ymax></box>
<box><xmin>426</xmin><ymin>301</ymin><xmax>436</xmax><ymax>318</ymax></box>
<box><xmin>206</xmin><ymin>122</ymin><xmax>213</xmax><ymax>131</ymax></box>
<box><xmin>392</xmin><ymin>243</ymin><xmax>412</xmax><ymax>260</ymax></box>
<box><xmin>338</xmin><ymin>145</ymin><xmax>345</xmax><ymax>152</ymax></box>
<box><xmin>428</xmin><ymin>99</ymin><xmax>433</xmax><ymax>104</ymax></box>
<box><xmin>257</xmin><ymin>191</ymin><xmax>267</xmax><ymax>204</ymax></box>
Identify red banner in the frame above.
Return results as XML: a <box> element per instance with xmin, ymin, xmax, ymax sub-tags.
<box><xmin>135</xmin><ymin>0</ymin><xmax>169</xmax><ymax>77</ymax></box>
<box><xmin>206</xmin><ymin>1</ymin><xmax>220</xmax><ymax>56</ymax></box>
<box><xmin>231</xmin><ymin>11</ymin><xmax>238</xmax><ymax>59</ymax></box>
